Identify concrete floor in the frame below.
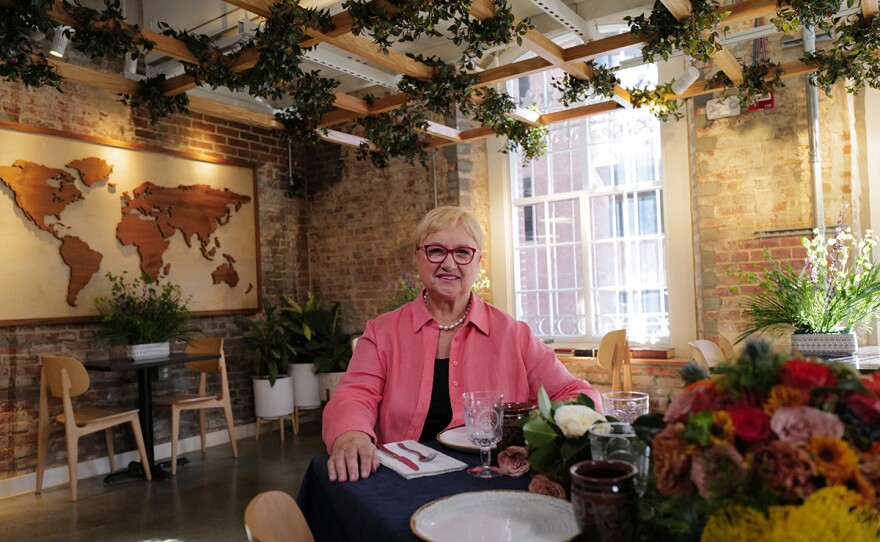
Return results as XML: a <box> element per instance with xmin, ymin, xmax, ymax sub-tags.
<box><xmin>0</xmin><ymin>421</ymin><xmax>326</xmax><ymax>542</ymax></box>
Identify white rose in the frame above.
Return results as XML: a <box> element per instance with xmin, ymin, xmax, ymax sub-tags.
<box><xmin>553</xmin><ymin>404</ymin><xmax>606</xmax><ymax>438</ymax></box>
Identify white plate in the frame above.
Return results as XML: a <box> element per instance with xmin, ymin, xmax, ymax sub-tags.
<box><xmin>411</xmin><ymin>490</ymin><xmax>579</xmax><ymax>542</ymax></box>
<box><xmin>436</xmin><ymin>426</ymin><xmax>495</xmax><ymax>453</ymax></box>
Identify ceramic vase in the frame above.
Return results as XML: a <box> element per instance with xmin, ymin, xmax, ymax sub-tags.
<box><xmin>791</xmin><ymin>332</ymin><xmax>857</xmax><ymax>357</ymax></box>
<box><xmin>569</xmin><ymin>460</ymin><xmax>639</xmax><ymax>542</ymax></box>
<box><xmin>126</xmin><ymin>341</ymin><xmax>170</xmax><ymax>361</ymax></box>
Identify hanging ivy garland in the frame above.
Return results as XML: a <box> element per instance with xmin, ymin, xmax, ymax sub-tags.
<box><xmin>773</xmin><ymin>0</ymin><xmax>847</xmax><ymax>32</ymax></box>
<box><xmin>63</xmin><ymin>0</ymin><xmax>154</xmax><ymax>61</ymax></box>
<box><xmin>709</xmin><ymin>59</ymin><xmax>785</xmax><ymax>107</ymax></box>
<box><xmin>473</xmin><ymin>87</ymin><xmax>548</xmax><ymax>162</ymax></box>
<box><xmin>627</xmin><ymin>84</ymin><xmax>684</xmax><ymax>122</ymax></box>
<box><xmin>551</xmin><ymin>62</ymin><xmax>619</xmax><ymax>106</ymax></box>
<box><xmin>159</xmin><ymin>23</ymin><xmax>246</xmax><ymax>91</ymax></box>
<box><xmin>0</xmin><ymin>1</ymin><xmax>61</xmax><ymax>89</ymax></box>
<box><xmin>626</xmin><ymin>0</ymin><xmax>729</xmax><ymax>63</ymax></box>
<box><xmin>397</xmin><ymin>54</ymin><xmax>479</xmax><ymax>117</ymax></box>
<box><xmin>355</xmin><ymin>101</ymin><xmax>430</xmax><ymax>168</ymax></box>
<box><xmin>120</xmin><ymin>74</ymin><xmax>189</xmax><ymax>123</ymax></box>
<box><xmin>274</xmin><ymin>71</ymin><xmax>340</xmax><ymax>146</ymax></box>
<box><xmin>805</xmin><ymin>12</ymin><xmax>880</xmax><ymax>96</ymax></box>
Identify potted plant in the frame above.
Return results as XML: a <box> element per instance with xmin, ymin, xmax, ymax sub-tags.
<box><xmin>733</xmin><ymin>222</ymin><xmax>880</xmax><ymax>356</ymax></box>
<box><xmin>236</xmin><ymin>299</ymin><xmax>295</xmax><ymax>419</ymax></box>
<box><xmin>93</xmin><ymin>271</ymin><xmax>191</xmax><ymax>360</ymax></box>
<box><xmin>283</xmin><ymin>293</ymin><xmax>353</xmax><ymax>402</ymax></box>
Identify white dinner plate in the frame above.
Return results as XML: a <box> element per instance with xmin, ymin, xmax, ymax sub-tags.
<box><xmin>436</xmin><ymin>426</ymin><xmax>495</xmax><ymax>453</ymax></box>
<box><xmin>410</xmin><ymin>490</ymin><xmax>579</xmax><ymax>542</ymax></box>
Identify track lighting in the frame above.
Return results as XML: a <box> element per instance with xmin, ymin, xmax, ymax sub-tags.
<box><xmin>49</xmin><ymin>26</ymin><xmax>74</xmax><ymax>58</ymax></box>
<box><xmin>671</xmin><ymin>65</ymin><xmax>700</xmax><ymax>95</ymax></box>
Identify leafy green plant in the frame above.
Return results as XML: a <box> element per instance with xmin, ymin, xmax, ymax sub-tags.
<box><xmin>806</xmin><ymin>12</ymin><xmax>880</xmax><ymax>96</ymax></box>
<box><xmin>93</xmin><ymin>271</ymin><xmax>191</xmax><ymax>344</ymax></box>
<box><xmin>709</xmin><ymin>60</ymin><xmax>786</xmax><ymax>108</ymax></box>
<box><xmin>0</xmin><ymin>1</ymin><xmax>61</xmax><ymax>89</ymax></box>
<box><xmin>628</xmin><ymin>83</ymin><xmax>684</xmax><ymax>122</ymax></box>
<box><xmin>355</xmin><ymin>103</ymin><xmax>430</xmax><ymax>168</ymax></box>
<box><xmin>274</xmin><ymin>71</ymin><xmax>340</xmax><ymax>146</ymax></box>
<box><xmin>236</xmin><ymin>299</ymin><xmax>295</xmax><ymax>386</ymax></box>
<box><xmin>773</xmin><ymin>0</ymin><xmax>849</xmax><ymax>32</ymax></box>
<box><xmin>64</xmin><ymin>0</ymin><xmax>154</xmax><ymax>61</ymax></box>
<box><xmin>626</xmin><ymin>0</ymin><xmax>730</xmax><ymax>63</ymax></box>
<box><xmin>730</xmin><ymin>222</ymin><xmax>880</xmax><ymax>339</ymax></box>
<box><xmin>119</xmin><ymin>74</ymin><xmax>190</xmax><ymax>123</ymax></box>
<box><xmin>551</xmin><ymin>62</ymin><xmax>619</xmax><ymax>106</ymax></box>
<box><xmin>281</xmin><ymin>294</ymin><xmax>352</xmax><ymax>373</ymax></box>
<box><xmin>397</xmin><ymin>54</ymin><xmax>478</xmax><ymax>117</ymax></box>
<box><xmin>158</xmin><ymin>22</ymin><xmax>245</xmax><ymax>90</ymax></box>
<box><xmin>473</xmin><ymin>87</ymin><xmax>548</xmax><ymax>162</ymax></box>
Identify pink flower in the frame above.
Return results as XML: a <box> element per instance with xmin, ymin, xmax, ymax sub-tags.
<box><xmin>690</xmin><ymin>443</ymin><xmax>745</xmax><ymax>501</ymax></box>
<box><xmin>770</xmin><ymin>406</ymin><xmax>844</xmax><ymax>446</ymax></box>
<box><xmin>663</xmin><ymin>384</ymin><xmax>721</xmax><ymax>423</ymax></box>
<box><xmin>528</xmin><ymin>474</ymin><xmax>566</xmax><ymax>499</ymax></box>
<box><xmin>497</xmin><ymin>446</ymin><xmax>530</xmax><ymax>477</ymax></box>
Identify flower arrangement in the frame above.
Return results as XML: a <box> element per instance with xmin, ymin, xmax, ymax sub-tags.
<box><xmin>497</xmin><ymin>386</ymin><xmax>606</xmax><ymax>497</ymax></box>
<box><xmin>733</xmin><ymin>221</ymin><xmax>880</xmax><ymax>338</ymax></box>
<box><xmin>634</xmin><ymin>341</ymin><xmax>880</xmax><ymax>541</ymax></box>
<box><xmin>93</xmin><ymin>271</ymin><xmax>191</xmax><ymax>344</ymax></box>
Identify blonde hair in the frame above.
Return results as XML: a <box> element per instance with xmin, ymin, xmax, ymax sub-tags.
<box><xmin>413</xmin><ymin>206</ymin><xmax>483</xmax><ymax>250</ymax></box>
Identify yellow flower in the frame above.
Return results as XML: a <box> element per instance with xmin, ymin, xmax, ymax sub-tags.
<box><xmin>710</xmin><ymin>410</ymin><xmax>735</xmax><ymax>445</ymax></box>
<box><xmin>763</xmin><ymin>384</ymin><xmax>808</xmax><ymax>416</ymax></box>
<box><xmin>701</xmin><ymin>487</ymin><xmax>880</xmax><ymax>542</ymax></box>
<box><xmin>806</xmin><ymin>436</ymin><xmax>859</xmax><ymax>485</ymax></box>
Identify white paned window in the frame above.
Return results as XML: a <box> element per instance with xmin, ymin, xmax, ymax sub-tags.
<box><xmin>507</xmin><ymin>61</ymin><xmax>669</xmax><ymax>344</ymax></box>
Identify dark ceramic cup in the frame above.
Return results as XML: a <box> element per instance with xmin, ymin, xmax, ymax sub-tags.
<box><xmin>497</xmin><ymin>401</ymin><xmax>536</xmax><ymax>452</ymax></box>
<box><xmin>569</xmin><ymin>460</ymin><xmax>639</xmax><ymax>542</ymax></box>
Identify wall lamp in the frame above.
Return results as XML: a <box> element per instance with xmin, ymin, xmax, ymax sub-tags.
<box><xmin>49</xmin><ymin>26</ymin><xmax>74</xmax><ymax>58</ymax></box>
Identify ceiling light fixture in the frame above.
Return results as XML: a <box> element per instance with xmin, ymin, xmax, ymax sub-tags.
<box><xmin>671</xmin><ymin>64</ymin><xmax>700</xmax><ymax>95</ymax></box>
<box><xmin>49</xmin><ymin>26</ymin><xmax>74</xmax><ymax>58</ymax></box>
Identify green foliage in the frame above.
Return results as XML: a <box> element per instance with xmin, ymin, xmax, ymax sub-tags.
<box><xmin>93</xmin><ymin>271</ymin><xmax>191</xmax><ymax>345</ymax></box>
<box><xmin>551</xmin><ymin>62</ymin><xmax>619</xmax><ymax>106</ymax></box>
<box><xmin>774</xmin><ymin>0</ymin><xmax>850</xmax><ymax>32</ymax></box>
<box><xmin>0</xmin><ymin>2</ymin><xmax>62</xmax><ymax>90</ymax></box>
<box><xmin>274</xmin><ymin>71</ymin><xmax>340</xmax><ymax>146</ymax></box>
<box><xmin>119</xmin><ymin>74</ymin><xmax>190</xmax><ymax>123</ymax></box>
<box><xmin>731</xmin><ymin>223</ymin><xmax>880</xmax><ymax>338</ymax></box>
<box><xmin>712</xmin><ymin>340</ymin><xmax>786</xmax><ymax>398</ymax></box>
<box><xmin>158</xmin><ymin>22</ymin><xmax>244</xmax><ymax>90</ymax></box>
<box><xmin>628</xmin><ymin>83</ymin><xmax>684</xmax><ymax>122</ymax></box>
<box><xmin>806</xmin><ymin>12</ymin><xmax>880</xmax><ymax>96</ymax></box>
<box><xmin>281</xmin><ymin>293</ymin><xmax>353</xmax><ymax>373</ymax></box>
<box><xmin>679</xmin><ymin>360</ymin><xmax>711</xmax><ymax>386</ymax></box>
<box><xmin>236</xmin><ymin>299</ymin><xmax>295</xmax><ymax>387</ymax></box>
<box><xmin>473</xmin><ymin>87</ymin><xmax>548</xmax><ymax>163</ymax></box>
<box><xmin>64</xmin><ymin>0</ymin><xmax>154</xmax><ymax>60</ymax></box>
<box><xmin>398</xmin><ymin>54</ymin><xmax>478</xmax><ymax>117</ymax></box>
<box><xmin>355</xmin><ymin>103</ymin><xmax>430</xmax><ymax>168</ymax></box>
<box><xmin>710</xmin><ymin>60</ymin><xmax>786</xmax><ymax>108</ymax></box>
<box><xmin>626</xmin><ymin>0</ymin><xmax>729</xmax><ymax>63</ymax></box>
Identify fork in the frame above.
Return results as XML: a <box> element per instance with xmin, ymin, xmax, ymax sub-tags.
<box><xmin>398</xmin><ymin>440</ymin><xmax>438</xmax><ymax>462</ymax></box>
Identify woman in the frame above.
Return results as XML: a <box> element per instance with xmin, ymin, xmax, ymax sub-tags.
<box><xmin>323</xmin><ymin>206</ymin><xmax>601</xmax><ymax>482</ymax></box>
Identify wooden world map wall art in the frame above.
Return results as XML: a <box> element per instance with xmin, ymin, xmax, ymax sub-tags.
<box><xmin>0</xmin><ymin>123</ymin><xmax>260</xmax><ymax>326</ymax></box>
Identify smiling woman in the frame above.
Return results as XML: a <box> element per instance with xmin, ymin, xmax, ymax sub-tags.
<box><xmin>320</xmin><ymin>206</ymin><xmax>602</xmax><ymax>484</ymax></box>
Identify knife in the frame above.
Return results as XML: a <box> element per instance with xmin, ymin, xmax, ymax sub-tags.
<box><xmin>377</xmin><ymin>443</ymin><xmax>420</xmax><ymax>471</ymax></box>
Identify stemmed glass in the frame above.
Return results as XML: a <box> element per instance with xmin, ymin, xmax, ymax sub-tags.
<box><xmin>462</xmin><ymin>391</ymin><xmax>505</xmax><ymax>478</ymax></box>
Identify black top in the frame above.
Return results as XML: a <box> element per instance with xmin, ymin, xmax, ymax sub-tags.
<box><xmin>419</xmin><ymin>358</ymin><xmax>452</xmax><ymax>442</ymax></box>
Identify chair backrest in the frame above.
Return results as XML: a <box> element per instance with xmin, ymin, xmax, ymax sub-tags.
<box><xmin>184</xmin><ymin>337</ymin><xmax>224</xmax><ymax>373</ymax></box>
<box><xmin>244</xmin><ymin>490</ymin><xmax>314</xmax><ymax>542</ymax></box>
<box><xmin>596</xmin><ymin>329</ymin><xmax>632</xmax><ymax>392</ymax></box>
<box><xmin>689</xmin><ymin>340</ymin><xmax>726</xmax><ymax>369</ymax></box>
<box><xmin>717</xmin><ymin>335</ymin><xmax>735</xmax><ymax>360</ymax></box>
<box><xmin>40</xmin><ymin>355</ymin><xmax>90</xmax><ymax>398</ymax></box>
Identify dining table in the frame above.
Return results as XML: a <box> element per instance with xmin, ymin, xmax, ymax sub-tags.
<box><xmin>83</xmin><ymin>351</ymin><xmax>220</xmax><ymax>481</ymax></box>
<box><xmin>297</xmin><ymin>441</ymin><xmax>532</xmax><ymax>542</ymax></box>
<box><xmin>826</xmin><ymin>345</ymin><xmax>880</xmax><ymax>373</ymax></box>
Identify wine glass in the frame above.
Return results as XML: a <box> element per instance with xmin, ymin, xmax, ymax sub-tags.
<box><xmin>462</xmin><ymin>391</ymin><xmax>505</xmax><ymax>478</ymax></box>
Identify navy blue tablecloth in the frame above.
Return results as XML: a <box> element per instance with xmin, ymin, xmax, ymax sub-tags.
<box><xmin>297</xmin><ymin>442</ymin><xmax>530</xmax><ymax>542</ymax></box>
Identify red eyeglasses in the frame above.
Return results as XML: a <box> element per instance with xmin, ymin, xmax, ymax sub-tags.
<box><xmin>420</xmin><ymin>245</ymin><xmax>480</xmax><ymax>265</ymax></box>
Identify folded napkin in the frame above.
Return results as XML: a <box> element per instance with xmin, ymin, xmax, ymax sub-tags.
<box><xmin>378</xmin><ymin>441</ymin><xmax>468</xmax><ymax>480</ymax></box>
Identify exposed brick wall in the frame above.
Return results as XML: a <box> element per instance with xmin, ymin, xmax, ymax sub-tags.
<box><xmin>562</xmin><ymin>359</ymin><xmax>686</xmax><ymax>413</ymax></box>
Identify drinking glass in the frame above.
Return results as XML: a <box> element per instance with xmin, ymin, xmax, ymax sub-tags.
<box><xmin>601</xmin><ymin>391</ymin><xmax>649</xmax><ymax>423</ymax></box>
<box><xmin>588</xmin><ymin>422</ymin><xmax>650</xmax><ymax>496</ymax></box>
<box><xmin>462</xmin><ymin>391</ymin><xmax>505</xmax><ymax>478</ymax></box>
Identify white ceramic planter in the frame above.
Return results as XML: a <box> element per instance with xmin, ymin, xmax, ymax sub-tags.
<box><xmin>253</xmin><ymin>375</ymin><xmax>295</xmax><ymax>418</ymax></box>
<box><xmin>791</xmin><ymin>332</ymin><xmax>858</xmax><ymax>357</ymax></box>
<box><xmin>126</xmin><ymin>341</ymin><xmax>170</xmax><ymax>361</ymax></box>
<box><xmin>317</xmin><ymin>371</ymin><xmax>345</xmax><ymax>402</ymax></box>
<box><xmin>290</xmin><ymin>363</ymin><xmax>321</xmax><ymax>409</ymax></box>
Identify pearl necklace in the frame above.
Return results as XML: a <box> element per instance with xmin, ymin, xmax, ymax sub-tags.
<box><xmin>424</xmin><ymin>292</ymin><xmax>471</xmax><ymax>331</ymax></box>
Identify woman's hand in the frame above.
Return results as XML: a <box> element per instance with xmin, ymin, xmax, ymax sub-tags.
<box><xmin>327</xmin><ymin>430</ymin><xmax>380</xmax><ymax>482</ymax></box>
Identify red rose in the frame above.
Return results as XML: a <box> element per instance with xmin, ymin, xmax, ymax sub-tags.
<box><xmin>846</xmin><ymin>392</ymin><xmax>880</xmax><ymax>422</ymax></box>
<box><xmin>497</xmin><ymin>446</ymin><xmax>530</xmax><ymax>477</ymax></box>
<box><xmin>862</xmin><ymin>372</ymin><xmax>880</xmax><ymax>396</ymax></box>
<box><xmin>729</xmin><ymin>406</ymin><xmax>771</xmax><ymax>443</ymax></box>
<box><xmin>779</xmin><ymin>360</ymin><xmax>836</xmax><ymax>390</ymax></box>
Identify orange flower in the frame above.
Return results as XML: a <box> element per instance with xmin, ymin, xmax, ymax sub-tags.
<box><xmin>806</xmin><ymin>436</ymin><xmax>860</xmax><ymax>485</ymax></box>
<box><xmin>763</xmin><ymin>384</ymin><xmax>808</xmax><ymax>416</ymax></box>
<box><xmin>685</xmin><ymin>380</ymin><xmax>715</xmax><ymax>393</ymax></box>
<box><xmin>838</xmin><ymin>470</ymin><xmax>877</xmax><ymax>507</ymax></box>
<box><xmin>710</xmin><ymin>410</ymin><xmax>735</xmax><ymax>445</ymax></box>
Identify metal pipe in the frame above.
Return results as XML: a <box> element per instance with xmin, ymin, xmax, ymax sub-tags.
<box><xmin>804</xmin><ymin>26</ymin><xmax>825</xmax><ymax>233</ymax></box>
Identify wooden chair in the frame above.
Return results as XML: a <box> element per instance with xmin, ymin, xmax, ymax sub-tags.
<box><xmin>152</xmin><ymin>337</ymin><xmax>238</xmax><ymax>475</ymax></box>
<box><xmin>36</xmin><ymin>355</ymin><xmax>151</xmax><ymax>501</ymax></box>
<box><xmin>245</xmin><ymin>490</ymin><xmax>314</xmax><ymax>542</ymax></box>
<box><xmin>596</xmin><ymin>329</ymin><xmax>632</xmax><ymax>392</ymax></box>
<box><xmin>689</xmin><ymin>339</ymin><xmax>727</xmax><ymax>371</ymax></box>
<box><xmin>717</xmin><ymin>335</ymin><xmax>735</xmax><ymax>360</ymax></box>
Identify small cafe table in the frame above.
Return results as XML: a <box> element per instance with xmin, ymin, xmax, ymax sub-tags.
<box><xmin>83</xmin><ymin>351</ymin><xmax>220</xmax><ymax>480</ymax></box>
<box><xmin>297</xmin><ymin>442</ymin><xmax>531</xmax><ymax>542</ymax></box>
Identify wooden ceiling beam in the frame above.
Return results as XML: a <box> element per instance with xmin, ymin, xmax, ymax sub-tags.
<box><xmin>538</xmin><ymin>100</ymin><xmax>619</xmax><ymax>125</ymax></box>
<box><xmin>46</xmin><ymin>57</ymin><xmax>139</xmax><ymax>94</ymax></box>
<box><xmin>659</xmin><ymin>0</ymin><xmax>743</xmax><ymax>84</ymax></box>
